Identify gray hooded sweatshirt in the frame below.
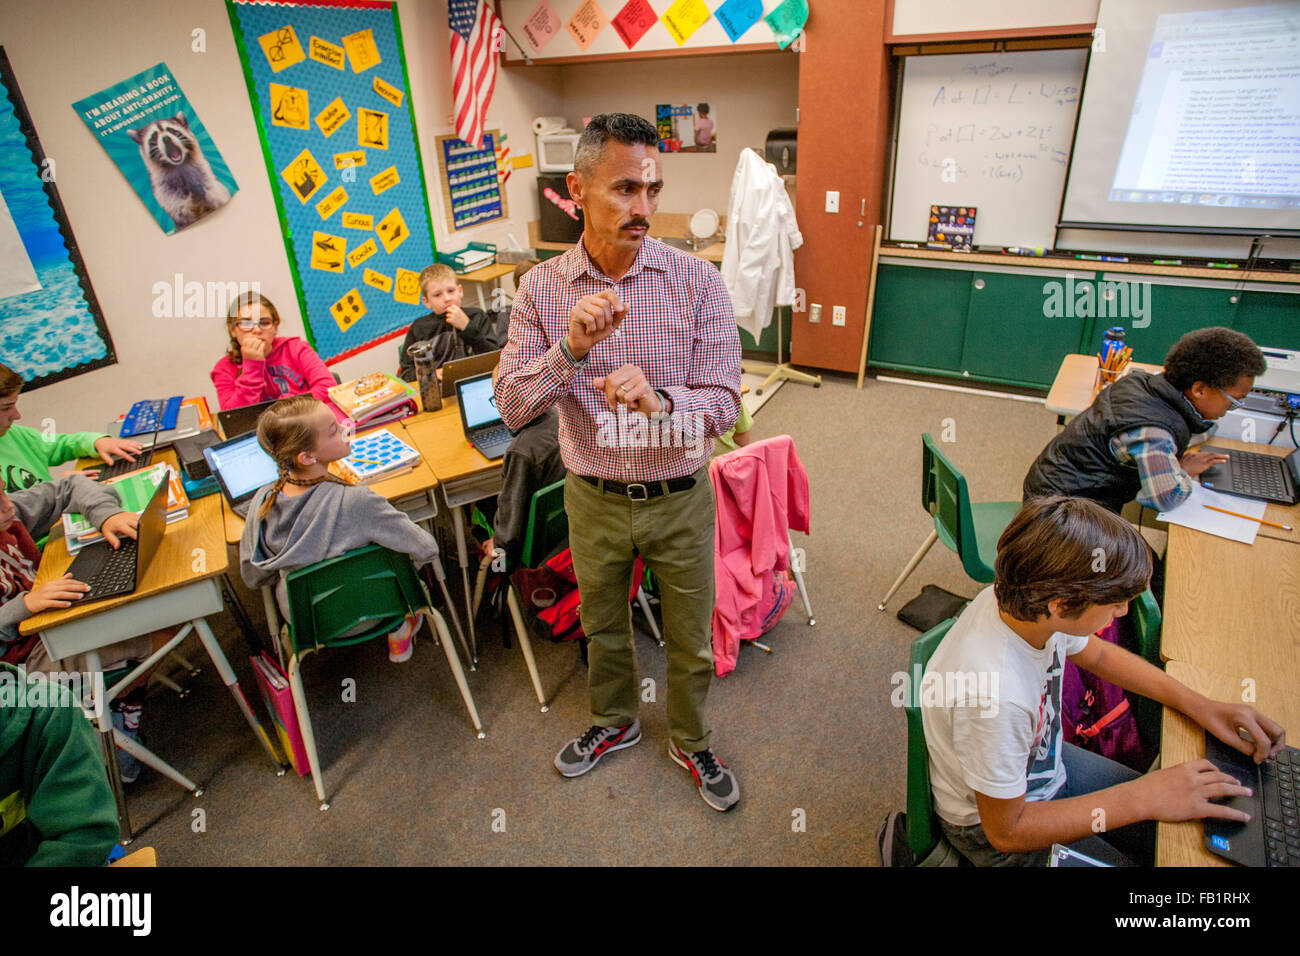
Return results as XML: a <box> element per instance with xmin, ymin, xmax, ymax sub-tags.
<box><xmin>239</xmin><ymin>479</ymin><xmax>442</xmax><ymax>617</ymax></box>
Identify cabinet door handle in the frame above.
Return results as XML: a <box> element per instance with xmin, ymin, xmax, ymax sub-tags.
<box><xmin>973</xmin><ymin>278</ymin><xmax>985</xmax><ymax>290</ymax></box>
<box><xmin>1229</xmin><ymin>295</ymin><xmax>1239</xmax><ymax>304</ymax></box>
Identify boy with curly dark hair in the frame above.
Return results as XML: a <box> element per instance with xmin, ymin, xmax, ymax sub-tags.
<box><xmin>1024</xmin><ymin>327</ymin><xmax>1266</xmax><ymax>514</ymax></box>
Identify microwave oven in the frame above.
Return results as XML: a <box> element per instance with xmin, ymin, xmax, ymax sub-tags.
<box><xmin>537</xmin><ymin>131</ymin><xmax>581</xmax><ymax>173</ymax></box>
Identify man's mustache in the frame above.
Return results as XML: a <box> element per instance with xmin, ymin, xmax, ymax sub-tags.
<box><xmin>622</xmin><ymin>219</ymin><xmax>650</xmax><ymax>229</ymax></box>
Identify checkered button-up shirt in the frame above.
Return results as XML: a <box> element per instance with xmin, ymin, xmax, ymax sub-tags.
<box><xmin>495</xmin><ymin>236</ymin><xmax>741</xmax><ymax>482</ymax></box>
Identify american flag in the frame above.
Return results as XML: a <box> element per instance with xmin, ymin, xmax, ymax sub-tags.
<box><xmin>449</xmin><ymin>0</ymin><xmax>502</xmax><ymax>149</ymax></box>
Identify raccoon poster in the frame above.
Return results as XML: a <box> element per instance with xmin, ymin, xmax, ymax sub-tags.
<box><xmin>73</xmin><ymin>63</ymin><xmax>237</xmax><ymax>235</ymax></box>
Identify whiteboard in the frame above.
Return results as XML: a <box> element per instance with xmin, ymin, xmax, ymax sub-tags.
<box><xmin>888</xmin><ymin>50</ymin><xmax>1088</xmax><ymax>250</ymax></box>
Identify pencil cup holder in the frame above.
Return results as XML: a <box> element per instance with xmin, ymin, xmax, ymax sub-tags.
<box><xmin>408</xmin><ymin>342</ymin><xmax>442</xmax><ymax>412</ymax></box>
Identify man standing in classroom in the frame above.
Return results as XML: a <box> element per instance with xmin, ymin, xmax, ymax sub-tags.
<box><xmin>495</xmin><ymin>113</ymin><xmax>743</xmax><ymax>811</ymax></box>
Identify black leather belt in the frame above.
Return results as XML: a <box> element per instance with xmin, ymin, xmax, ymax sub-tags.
<box><xmin>578</xmin><ymin>473</ymin><xmax>697</xmax><ymax>500</ymax></box>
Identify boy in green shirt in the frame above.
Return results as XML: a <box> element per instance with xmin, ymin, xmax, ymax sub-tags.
<box><xmin>0</xmin><ymin>364</ymin><xmax>141</xmax><ymax>491</ymax></box>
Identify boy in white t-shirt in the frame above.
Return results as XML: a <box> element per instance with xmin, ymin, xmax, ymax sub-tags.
<box><xmin>922</xmin><ymin>496</ymin><xmax>1286</xmax><ymax>865</ymax></box>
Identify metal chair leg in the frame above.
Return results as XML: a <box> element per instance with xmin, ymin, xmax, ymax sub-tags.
<box><xmin>877</xmin><ymin>528</ymin><xmax>939</xmax><ymax>611</ymax></box>
<box><xmin>287</xmin><ymin>651</ymin><xmax>328</xmax><ymax>811</ymax></box>
<box><xmin>635</xmin><ymin>587</ymin><xmax>664</xmax><ymax>647</ymax></box>
<box><xmin>506</xmin><ymin>585</ymin><xmax>548</xmax><ymax>713</ymax></box>
<box><xmin>428</xmin><ymin>609</ymin><xmax>485</xmax><ymax>739</ymax></box>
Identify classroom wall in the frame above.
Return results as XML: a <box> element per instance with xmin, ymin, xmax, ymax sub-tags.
<box><xmin>889</xmin><ymin>0</ymin><xmax>1099</xmax><ymax>37</ymax></box>
<box><xmin>0</xmin><ymin>0</ymin><xmax>562</xmax><ymax>429</ymax></box>
<box><xmin>554</xmin><ymin>51</ymin><xmax>799</xmax><ymax>216</ymax></box>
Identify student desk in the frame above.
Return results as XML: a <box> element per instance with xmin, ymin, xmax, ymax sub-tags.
<box><xmin>21</xmin><ymin>459</ymin><xmax>283</xmax><ymax>843</ymax></box>
<box><xmin>401</xmin><ymin>395</ymin><xmax>503</xmax><ymax>660</ymax></box>
<box><xmin>457</xmin><ymin>261</ymin><xmax>516</xmax><ymax>311</ymax></box>
<box><xmin>1043</xmin><ymin>354</ymin><xmax>1164</xmax><ymax>424</ymax></box>
<box><xmin>1157</xmin><ymin>662</ymin><xmax>1300</xmax><ymax>866</ymax></box>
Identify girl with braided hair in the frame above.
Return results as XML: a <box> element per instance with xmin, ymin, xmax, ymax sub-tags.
<box><xmin>238</xmin><ymin>396</ymin><xmax>441</xmax><ymax>662</ymax></box>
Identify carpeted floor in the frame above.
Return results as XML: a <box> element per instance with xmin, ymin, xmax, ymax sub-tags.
<box><xmin>123</xmin><ymin>371</ymin><xmax>1061</xmax><ymax>865</ymax></box>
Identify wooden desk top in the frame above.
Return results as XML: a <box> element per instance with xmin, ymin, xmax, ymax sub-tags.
<box><xmin>1044</xmin><ymin>353</ymin><xmax>1163</xmax><ymax>418</ymax></box>
<box><xmin>22</xmin><ymin>451</ymin><xmax>229</xmax><ymax>633</ymax></box>
<box><xmin>1157</xmin><ymin>660</ymin><xmax>1299</xmax><ymax>866</ymax></box>
<box><xmin>1162</xmin><ymin>531</ymin><xmax>1300</xmax><ymax>688</ymax></box>
<box><xmin>402</xmin><ymin>396</ymin><xmax>502</xmax><ymax>484</ymax></box>
<box><xmin>458</xmin><ymin>262</ymin><xmax>515</xmax><ymax>283</ymax></box>
<box><xmin>221</xmin><ymin>420</ymin><xmax>439</xmax><ymax>545</ymax></box>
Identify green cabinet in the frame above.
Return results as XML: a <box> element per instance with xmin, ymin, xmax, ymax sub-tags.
<box><xmin>870</xmin><ymin>263</ymin><xmax>970</xmax><ymax>373</ymax></box>
<box><xmin>963</xmin><ymin>271</ymin><xmax>1089</xmax><ymax>388</ymax></box>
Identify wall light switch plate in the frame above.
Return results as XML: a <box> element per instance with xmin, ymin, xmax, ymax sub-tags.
<box><xmin>832</xmin><ymin>305</ymin><xmax>846</xmax><ymax>326</ymax></box>
<box><xmin>809</xmin><ymin>303</ymin><xmax>822</xmax><ymax>323</ymax></box>
<box><xmin>825</xmin><ymin>191</ymin><xmax>839</xmax><ymax>213</ymax></box>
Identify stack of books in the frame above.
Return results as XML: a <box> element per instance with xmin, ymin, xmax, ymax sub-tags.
<box><xmin>329</xmin><ymin>428</ymin><xmax>422</xmax><ymax>485</ymax></box>
<box><xmin>328</xmin><ymin>373</ymin><xmax>417</xmax><ymax>429</ymax></box>
<box><xmin>62</xmin><ymin>463</ymin><xmax>189</xmax><ymax>554</ymax></box>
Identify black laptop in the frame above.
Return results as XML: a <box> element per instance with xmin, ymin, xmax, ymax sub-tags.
<box><xmin>441</xmin><ymin>349</ymin><xmax>501</xmax><ymax>397</ymax></box>
<box><xmin>1198</xmin><ymin>446</ymin><xmax>1300</xmax><ymax>505</ymax></box>
<box><xmin>1203</xmin><ymin>732</ymin><xmax>1299</xmax><ymax>867</ymax></box>
<box><xmin>217</xmin><ymin>399</ymin><xmax>278</xmax><ymax>440</ymax></box>
<box><xmin>65</xmin><ymin>479</ymin><xmax>169</xmax><ymax>603</ymax></box>
<box><xmin>454</xmin><ymin>372</ymin><xmax>513</xmax><ymax>460</ymax></box>
<box><xmin>203</xmin><ymin>431</ymin><xmax>280</xmax><ymax>518</ymax></box>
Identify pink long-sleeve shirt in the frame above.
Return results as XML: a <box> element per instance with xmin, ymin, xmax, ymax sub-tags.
<box><xmin>211</xmin><ymin>336</ymin><xmax>335</xmax><ymax>410</ymax></box>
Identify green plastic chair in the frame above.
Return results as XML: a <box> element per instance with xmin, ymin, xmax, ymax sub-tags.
<box><xmin>904</xmin><ymin>618</ymin><xmax>960</xmax><ymax>863</ymax></box>
<box><xmin>877</xmin><ymin>434</ymin><xmax>1022</xmax><ymax>611</ymax></box>
<box><xmin>281</xmin><ymin>545</ymin><xmax>483</xmax><ymax>810</ymax></box>
<box><xmin>1129</xmin><ymin>587</ymin><xmax>1164</xmax><ymax>748</ymax></box>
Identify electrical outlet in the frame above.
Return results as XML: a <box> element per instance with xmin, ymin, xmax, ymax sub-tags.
<box><xmin>832</xmin><ymin>305</ymin><xmax>846</xmax><ymax>326</ymax></box>
<box><xmin>825</xmin><ymin>191</ymin><xmax>839</xmax><ymax>213</ymax></box>
<box><xmin>809</xmin><ymin>303</ymin><xmax>822</xmax><ymax>323</ymax></box>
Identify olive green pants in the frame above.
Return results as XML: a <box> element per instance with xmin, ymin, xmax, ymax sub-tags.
<box><xmin>563</xmin><ymin>469</ymin><xmax>716</xmax><ymax>753</ymax></box>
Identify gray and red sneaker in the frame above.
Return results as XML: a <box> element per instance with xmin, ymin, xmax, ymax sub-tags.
<box><xmin>554</xmin><ymin>719</ymin><xmax>642</xmax><ymax>777</ymax></box>
<box><xmin>669</xmin><ymin>742</ymin><xmax>740</xmax><ymax>811</ymax></box>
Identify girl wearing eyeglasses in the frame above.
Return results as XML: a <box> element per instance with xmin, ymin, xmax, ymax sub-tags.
<box><xmin>210</xmin><ymin>293</ymin><xmax>336</xmax><ymax>410</ymax></box>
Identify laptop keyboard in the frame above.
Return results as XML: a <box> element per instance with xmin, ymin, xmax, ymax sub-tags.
<box><xmin>1233</xmin><ymin>452</ymin><xmax>1289</xmax><ymax>499</ymax></box>
<box><xmin>96</xmin><ymin>451</ymin><xmax>154</xmax><ymax>482</ymax></box>
<box><xmin>82</xmin><ymin>539</ymin><xmax>139</xmax><ymax>599</ymax></box>
<box><xmin>476</xmin><ymin>424</ymin><xmax>512</xmax><ymax>447</ymax></box>
<box><xmin>1264</xmin><ymin>747</ymin><xmax>1299</xmax><ymax>867</ymax></box>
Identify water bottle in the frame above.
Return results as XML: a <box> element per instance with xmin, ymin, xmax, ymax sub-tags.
<box><xmin>1101</xmin><ymin>327</ymin><xmax>1126</xmax><ymax>364</ymax></box>
<box><xmin>407</xmin><ymin>342</ymin><xmax>442</xmax><ymax>412</ymax></box>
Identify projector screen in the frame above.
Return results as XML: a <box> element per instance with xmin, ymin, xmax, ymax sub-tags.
<box><xmin>1060</xmin><ymin>0</ymin><xmax>1300</xmax><ymax>236</ymax></box>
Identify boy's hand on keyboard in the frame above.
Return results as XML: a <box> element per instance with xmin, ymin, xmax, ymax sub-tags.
<box><xmin>23</xmin><ymin>574</ymin><xmax>90</xmax><ymax>613</ymax></box>
<box><xmin>94</xmin><ymin>436</ymin><xmax>143</xmax><ymax>465</ymax></box>
<box><xmin>1195</xmin><ymin>699</ymin><xmax>1287</xmax><ymax>762</ymax></box>
<box><xmin>1137</xmin><ymin>760</ymin><xmax>1255</xmax><ymax>823</ymax></box>
<box><xmin>100</xmin><ymin>512</ymin><xmax>139</xmax><ymax>549</ymax></box>
<box><xmin>1180</xmin><ymin>449</ymin><xmax>1229</xmax><ymax>476</ymax></box>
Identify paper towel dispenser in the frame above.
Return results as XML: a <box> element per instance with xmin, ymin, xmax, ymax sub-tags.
<box><xmin>765</xmin><ymin>128</ymin><xmax>797</xmax><ymax>175</ymax></box>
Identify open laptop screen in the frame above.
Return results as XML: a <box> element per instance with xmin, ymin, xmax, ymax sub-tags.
<box><xmin>457</xmin><ymin>374</ymin><xmax>502</xmax><ymax>430</ymax></box>
<box><xmin>206</xmin><ymin>433</ymin><xmax>279</xmax><ymax>502</ymax></box>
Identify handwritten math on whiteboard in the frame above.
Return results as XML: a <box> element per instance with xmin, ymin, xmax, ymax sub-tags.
<box><xmin>889</xmin><ymin>50</ymin><xmax>1087</xmax><ymax>250</ymax></box>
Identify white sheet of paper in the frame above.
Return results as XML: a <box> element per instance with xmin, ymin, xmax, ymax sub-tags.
<box><xmin>0</xmin><ymin>186</ymin><xmax>41</xmax><ymax>302</ymax></box>
<box><xmin>1157</xmin><ymin>482</ymin><xmax>1266</xmax><ymax>544</ymax></box>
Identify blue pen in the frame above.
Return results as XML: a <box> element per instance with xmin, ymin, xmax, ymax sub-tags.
<box><xmin>1100</xmin><ymin>255</ymin><xmax>1129</xmax><ymax>262</ymax></box>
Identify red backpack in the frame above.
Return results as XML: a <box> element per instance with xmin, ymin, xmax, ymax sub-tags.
<box><xmin>512</xmin><ymin>549</ymin><xmax>645</xmax><ymax>642</ymax></box>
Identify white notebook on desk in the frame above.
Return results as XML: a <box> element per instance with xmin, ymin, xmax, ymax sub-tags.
<box><xmin>1157</xmin><ymin>482</ymin><xmax>1267</xmax><ymax>545</ymax></box>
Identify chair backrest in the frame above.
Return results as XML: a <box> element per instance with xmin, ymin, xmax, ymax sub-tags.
<box><xmin>921</xmin><ymin>434</ymin><xmax>989</xmax><ymax>581</ymax></box>
<box><xmin>520</xmin><ymin>478</ymin><xmax>568</xmax><ymax>569</ymax></box>
<box><xmin>284</xmin><ymin>545</ymin><xmax>426</xmax><ymax>653</ymax></box>
<box><xmin>904</xmin><ymin>617</ymin><xmax>956</xmax><ymax>860</ymax></box>
<box><xmin>1129</xmin><ymin>586</ymin><xmax>1164</xmax><ymax>745</ymax></box>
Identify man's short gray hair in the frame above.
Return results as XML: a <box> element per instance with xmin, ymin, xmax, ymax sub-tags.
<box><xmin>574</xmin><ymin>113</ymin><xmax>659</xmax><ymax>175</ymax></box>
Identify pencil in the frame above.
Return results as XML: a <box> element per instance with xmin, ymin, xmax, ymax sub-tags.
<box><xmin>1203</xmin><ymin>504</ymin><xmax>1293</xmax><ymax>530</ymax></box>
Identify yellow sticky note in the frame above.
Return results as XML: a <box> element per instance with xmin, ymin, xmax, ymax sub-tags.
<box><xmin>372</xmin><ymin>76</ymin><xmax>404</xmax><ymax>108</ymax></box>
<box><xmin>310</xmin><ymin>232</ymin><xmax>346</xmax><ymax>273</ymax></box>
<box><xmin>342</xmin><ymin>28</ymin><xmax>382</xmax><ymax>73</ymax></box>
<box><xmin>281</xmin><ymin>149</ymin><xmax>328</xmax><ymax>204</ymax></box>
<box><xmin>334</xmin><ymin>150</ymin><xmax>366</xmax><ymax>170</ymax></box>
<box><xmin>357</xmin><ymin>108</ymin><xmax>388</xmax><ymax>150</ymax></box>
<box><xmin>269</xmin><ymin>83</ymin><xmax>309</xmax><ymax>130</ymax></box>
<box><xmin>364</xmin><ymin>269</ymin><xmax>392</xmax><ymax>293</ymax></box>
<box><xmin>330</xmin><ymin>288</ymin><xmax>367</xmax><ymax>332</ymax></box>
<box><xmin>315</xmin><ymin>97</ymin><xmax>351</xmax><ymax>138</ymax></box>
<box><xmin>375</xmin><ymin>208</ymin><xmax>409</xmax><ymax>254</ymax></box>
<box><xmin>342</xmin><ymin>212</ymin><xmax>374</xmax><ymax>230</ymax></box>
<box><xmin>259</xmin><ymin>25</ymin><xmax>306</xmax><ymax>72</ymax></box>
<box><xmin>347</xmin><ymin>237</ymin><xmax>378</xmax><ymax>268</ymax></box>
<box><xmin>309</xmin><ymin>36</ymin><xmax>346</xmax><ymax>69</ymax></box>
<box><xmin>315</xmin><ymin>186</ymin><xmax>348</xmax><ymax>220</ymax></box>
<box><xmin>394</xmin><ymin>268</ymin><xmax>422</xmax><ymax>306</ymax></box>
<box><xmin>369</xmin><ymin>165</ymin><xmax>400</xmax><ymax>195</ymax></box>
<box><xmin>661</xmin><ymin>0</ymin><xmax>710</xmax><ymax>45</ymax></box>
<box><xmin>513</xmin><ymin>153</ymin><xmax>535</xmax><ymax>169</ymax></box>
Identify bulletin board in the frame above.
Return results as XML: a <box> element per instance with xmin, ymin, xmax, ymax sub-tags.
<box><xmin>436</xmin><ymin>129</ymin><xmax>510</xmax><ymax>232</ymax></box>
<box><xmin>226</xmin><ymin>0</ymin><xmax>438</xmax><ymax>364</ymax></box>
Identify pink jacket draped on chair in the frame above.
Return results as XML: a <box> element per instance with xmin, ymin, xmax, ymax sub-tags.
<box><xmin>709</xmin><ymin>435</ymin><xmax>810</xmax><ymax>676</ymax></box>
